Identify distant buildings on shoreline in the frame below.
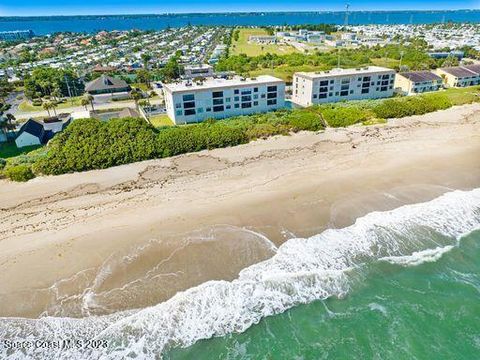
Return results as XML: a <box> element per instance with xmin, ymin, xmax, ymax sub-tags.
<box><xmin>0</xmin><ymin>30</ymin><xmax>34</xmax><ymax>41</ymax></box>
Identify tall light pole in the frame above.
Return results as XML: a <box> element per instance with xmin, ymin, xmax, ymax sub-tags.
<box><xmin>344</xmin><ymin>4</ymin><xmax>350</xmax><ymax>27</ymax></box>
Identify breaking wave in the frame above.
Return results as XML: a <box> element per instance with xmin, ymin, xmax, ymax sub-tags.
<box><xmin>1</xmin><ymin>188</ymin><xmax>480</xmax><ymax>359</ymax></box>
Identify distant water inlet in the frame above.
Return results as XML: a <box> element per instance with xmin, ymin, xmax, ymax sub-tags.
<box><xmin>0</xmin><ymin>11</ymin><xmax>480</xmax><ymax>35</ymax></box>
<box><xmin>1</xmin><ymin>188</ymin><xmax>479</xmax><ymax>359</ymax></box>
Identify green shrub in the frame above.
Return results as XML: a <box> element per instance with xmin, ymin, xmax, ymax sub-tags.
<box><xmin>285</xmin><ymin>110</ymin><xmax>324</xmax><ymax>131</ymax></box>
<box><xmin>320</xmin><ymin>106</ymin><xmax>371</xmax><ymax>127</ymax></box>
<box><xmin>372</xmin><ymin>95</ymin><xmax>452</xmax><ymax>119</ymax></box>
<box><xmin>0</xmin><ymin>158</ymin><xmax>6</xmax><ymax>170</ymax></box>
<box><xmin>4</xmin><ymin>164</ymin><xmax>35</xmax><ymax>182</ymax></box>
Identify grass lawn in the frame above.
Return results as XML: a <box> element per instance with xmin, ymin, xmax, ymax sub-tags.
<box><xmin>439</xmin><ymin>85</ymin><xmax>480</xmax><ymax>105</ymax></box>
<box><xmin>231</xmin><ymin>28</ymin><xmax>298</xmax><ymax>57</ymax></box>
<box><xmin>149</xmin><ymin>114</ymin><xmax>174</xmax><ymax>128</ymax></box>
<box><xmin>370</xmin><ymin>57</ymin><xmax>401</xmax><ymax>68</ymax></box>
<box><xmin>18</xmin><ymin>96</ymin><xmax>85</xmax><ymax>113</ymax></box>
<box><xmin>131</xmin><ymin>83</ymin><xmax>152</xmax><ymax>92</ymax></box>
<box><xmin>0</xmin><ymin>142</ymin><xmax>43</xmax><ymax>159</ymax></box>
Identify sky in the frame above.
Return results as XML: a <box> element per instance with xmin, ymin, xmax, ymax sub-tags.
<box><xmin>0</xmin><ymin>0</ymin><xmax>479</xmax><ymax>16</ymax></box>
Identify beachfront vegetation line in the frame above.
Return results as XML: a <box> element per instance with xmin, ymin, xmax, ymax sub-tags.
<box><xmin>1</xmin><ymin>86</ymin><xmax>479</xmax><ymax>181</ymax></box>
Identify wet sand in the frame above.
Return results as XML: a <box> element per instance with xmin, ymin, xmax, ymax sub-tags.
<box><xmin>0</xmin><ymin>103</ymin><xmax>479</xmax><ymax>318</ymax></box>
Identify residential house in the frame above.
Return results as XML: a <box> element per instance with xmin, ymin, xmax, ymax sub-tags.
<box><xmin>84</xmin><ymin>75</ymin><xmax>131</xmax><ymax>95</ymax></box>
<box><xmin>436</xmin><ymin>65</ymin><xmax>480</xmax><ymax>88</ymax></box>
<box><xmin>15</xmin><ymin>114</ymin><xmax>71</xmax><ymax>148</ymax></box>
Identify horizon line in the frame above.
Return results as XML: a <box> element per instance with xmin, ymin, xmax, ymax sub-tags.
<box><xmin>0</xmin><ymin>8</ymin><xmax>478</xmax><ymax>18</ymax></box>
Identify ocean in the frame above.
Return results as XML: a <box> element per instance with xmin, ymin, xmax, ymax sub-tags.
<box><xmin>1</xmin><ymin>188</ymin><xmax>479</xmax><ymax>359</ymax></box>
<box><xmin>0</xmin><ymin>10</ymin><xmax>479</xmax><ymax>35</ymax></box>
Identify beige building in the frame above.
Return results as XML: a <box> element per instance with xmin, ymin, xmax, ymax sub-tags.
<box><xmin>291</xmin><ymin>66</ymin><xmax>396</xmax><ymax>107</ymax></box>
<box><xmin>394</xmin><ymin>71</ymin><xmax>443</xmax><ymax>95</ymax></box>
<box><xmin>436</xmin><ymin>65</ymin><xmax>480</xmax><ymax>88</ymax></box>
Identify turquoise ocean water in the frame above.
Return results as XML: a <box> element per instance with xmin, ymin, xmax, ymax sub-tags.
<box><xmin>167</xmin><ymin>229</ymin><xmax>480</xmax><ymax>359</ymax></box>
<box><xmin>1</xmin><ymin>188</ymin><xmax>479</xmax><ymax>359</ymax></box>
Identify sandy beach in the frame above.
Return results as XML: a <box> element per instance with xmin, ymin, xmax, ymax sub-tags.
<box><xmin>1</xmin><ymin>103</ymin><xmax>479</xmax><ymax>319</ymax></box>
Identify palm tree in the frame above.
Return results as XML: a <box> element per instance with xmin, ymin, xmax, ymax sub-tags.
<box><xmin>42</xmin><ymin>101</ymin><xmax>52</xmax><ymax>116</ymax></box>
<box><xmin>0</xmin><ymin>113</ymin><xmax>16</xmax><ymax>138</ymax></box>
<box><xmin>51</xmin><ymin>102</ymin><xmax>58</xmax><ymax>117</ymax></box>
<box><xmin>130</xmin><ymin>89</ymin><xmax>143</xmax><ymax>110</ymax></box>
<box><xmin>84</xmin><ymin>94</ymin><xmax>95</xmax><ymax>111</ymax></box>
<box><xmin>81</xmin><ymin>98</ymin><xmax>90</xmax><ymax>111</ymax></box>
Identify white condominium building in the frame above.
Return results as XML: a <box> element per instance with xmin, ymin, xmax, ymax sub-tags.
<box><xmin>163</xmin><ymin>75</ymin><xmax>285</xmax><ymax>124</ymax></box>
<box><xmin>291</xmin><ymin>66</ymin><xmax>396</xmax><ymax>107</ymax></box>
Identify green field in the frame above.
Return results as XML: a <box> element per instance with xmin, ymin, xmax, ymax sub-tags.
<box><xmin>231</xmin><ymin>28</ymin><xmax>298</xmax><ymax>57</ymax></box>
<box><xmin>0</xmin><ymin>142</ymin><xmax>42</xmax><ymax>159</ymax></box>
<box><xmin>18</xmin><ymin>96</ymin><xmax>85</xmax><ymax>113</ymax></box>
<box><xmin>149</xmin><ymin>114</ymin><xmax>174</xmax><ymax>128</ymax></box>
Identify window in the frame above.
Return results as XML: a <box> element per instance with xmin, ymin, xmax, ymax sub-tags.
<box><xmin>319</xmin><ymin>93</ymin><xmax>327</xmax><ymax>99</ymax></box>
<box><xmin>213</xmin><ymin>98</ymin><xmax>223</xmax><ymax>105</ymax></box>
<box><xmin>340</xmin><ymin>90</ymin><xmax>349</xmax><ymax>96</ymax></box>
<box><xmin>175</xmin><ymin>103</ymin><xmax>182</xmax><ymax>109</ymax></box>
<box><xmin>362</xmin><ymin>82</ymin><xmax>370</xmax><ymax>88</ymax></box>
<box><xmin>183</xmin><ymin>94</ymin><xmax>194</xmax><ymax>102</ymax></box>
<box><xmin>381</xmin><ymin>86</ymin><xmax>388</xmax><ymax>92</ymax></box>
<box><xmin>234</xmin><ymin>89</ymin><xmax>239</xmax><ymax>94</ymax></box>
<box><xmin>254</xmin><ymin>87</ymin><xmax>258</xmax><ymax>92</ymax></box>
<box><xmin>213</xmin><ymin>105</ymin><xmax>224</xmax><ymax>112</ymax></box>
<box><xmin>184</xmin><ymin>109</ymin><xmax>196</xmax><ymax>116</ymax></box>
<box><xmin>267</xmin><ymin>99</ymin><xmax>277</xmax><ymax>105</ymax></box>
<box><xmin>241</xmin><ymin>89</ymin><xmax>252</xmax><ymax>95</ymax></box>
<box><xmin>212</xmin><ymin>91</ymin><xmax>223</xmax><ymax>98</ymax></box>
<box><xmin>241</xmin><ymin>95</ymin><xmax>252</xmax><ymax>102</ymax></box>
<box><xmin>176</xmin><ymin>110</ymin><xmax>182</xmax><ymax>116</ymax></box>
<box><xmin>260</xmin><ymin>94</ymin><xmax>266</xmax><ymax>98</ymax></box>
<box><xmin>253</xmin><ymin>101</ymin><xmax>258</xmax><ymax>106</ymax></box>
<box><xmin>225</xmin><ymin>97</ymin><xmax>231</xmax><ymax>102</ymax></box>
<box><xmin>241</xmin><ymin>102</ymin><xmax>252</xmax><ymax>108</ymax></box>
<box><xmin>361</xmin><ymin>88</ymin><xmax>369</xmax><ymax>94</ymax></box>
<box><xmin>319</xmin><ymin>87</ymin><xmax>328</xmax><ymax>93</ymax></box>
<box><xmin>313</xmin><ymin>94</ymin><xmax>318</xmax><ymax>99</ymax></box>
<box><xmin>234</xmin><ymin>104</ymin><xmax>240</xmax><ymax>108</ymax></box>
<box><xmin>350</xmin><ymin>90</ymin><xmax>354</xmax><ymax>94</ymax></box>
<box><xmin>183</xmin><ymin>101</ymin><xmax>195</xmax><ymax>109</ymax></box>
<box><xmin>253</xmin><ymin>94</ymin><xmax>258</xmax><ymax>99</ymax></box>
<box><xmin>206</xmin><ymin>107</ymin><xmax>212</xmax><ymax>112</ymax></box>
<box><xmin>234</xmin><ymin>96</ymin><xmax>239</xmax><ymax>102</ymax></box>
<box><xmin>319</xmin><ymin>80</ymin><xmax>329</xmax><ymax>86</ymax></box>
<box><xmin>267</xmin><ymin>92</ymin><xmax>277</xmax><ymax>99</ymax></box>
<box><xmin>363</xmin><ymin>76</ymin><xmax>371</xmax><ymax>81</ymax></box>
<box><xmin>197</xmin><ymin>108</ymin><xmax>203</xmax><ymax>113</ymax></box>
<box><xmin>226</xmin><ymin>105</ymin><xmax>231</xmax><ymax>109</ymax></box>
<box><xmin>330</xmin><ymin>80</ymin><xmax>335</xmax><ymax>84</ymax></box>
<box><xmin>267</xmin><ymin>85</ymin><xmax>277</xmax><ymax>92</ymax></box>
<box><xmin>341</xmin><ymin>85</ymin><xmax>349</xmax><ymax>91</ymax></box>
<box><xmin>329</xmin><ymin>92</ymin><xmax>333</xmax><ymax>97</ymax></box>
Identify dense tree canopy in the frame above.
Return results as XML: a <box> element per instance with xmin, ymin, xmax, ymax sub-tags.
<box><xmin>23</xmin><ymin>67</ymin><xmax>84</xmax><ymax>99</ymax></box>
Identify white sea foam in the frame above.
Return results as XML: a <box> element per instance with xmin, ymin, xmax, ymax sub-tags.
<box><xmin>1</xmin><ymin>188</ymin><xmax>479</xmax><ymax>359</ymax></box>
<box><xmin>381</xmin><ymin>245</ymin><xmax>455</xmax><ymax>266</ymax></box>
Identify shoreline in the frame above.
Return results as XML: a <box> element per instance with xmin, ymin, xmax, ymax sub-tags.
<box><xmin>0</xmin><ymin>103</ymin><xmax>479</xmax><ymax>318</ymax></box>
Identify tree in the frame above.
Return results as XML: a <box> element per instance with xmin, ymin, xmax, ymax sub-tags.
<box><xmin>136</xmin><ymin>69</ymin><xmax>152</xmax><ymax>87</ymax></box>
<box><xmin>84</xmin><ymin>94</ymin><xmax>95</xmax><ymax>111</ymax></box>
<box><xmin>141</xmin><ymin>53</ymin><xmax>152</xmax><ymax>69</ymax></box>
<box><xmin>0</xmin><ymin>77</ymin><xmax>14</xmax><ymax>102</ymax></box>
<box><xmin>24</xmin><ymin>67</ymin><xmax>84</xmax><ymax>100</ymax></box>
<box><xmin>160</xmin><ymin>56</ymin><xmax>183</xmax><ymax>82</ymax></box>
<box><xmin>0</xmin><ymin>113</ymin><xmax>16</xmax><ymax>137</ymax></box>
<box><xmin>81</xmin><ymin>98</ymin><xmax>90</xmax><ymax>111</ymax></box>
<box><xmin>130</xmin><ymin>89</ymin><xmax>143</xmax><ymax>110</ymax></box>
<box><xmin>43</xmin><ymin>101</ymin><xmax>52</xmax><ymax>116</ymax></box>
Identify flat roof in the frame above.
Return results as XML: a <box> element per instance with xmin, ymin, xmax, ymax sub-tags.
<box><xmin>163</xmin><ymin>75</ymin><xmax>284</xmax><ymax>93</ymax></box>
<box><xmin>398</xmin><ymin>71</ymin><xmax>442</xmax><ymax>82</ymax></box>
<box><xmin>295</xmin><ymin>66</ymin><xmax>395</xmax><ymax>80</ymax></box>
